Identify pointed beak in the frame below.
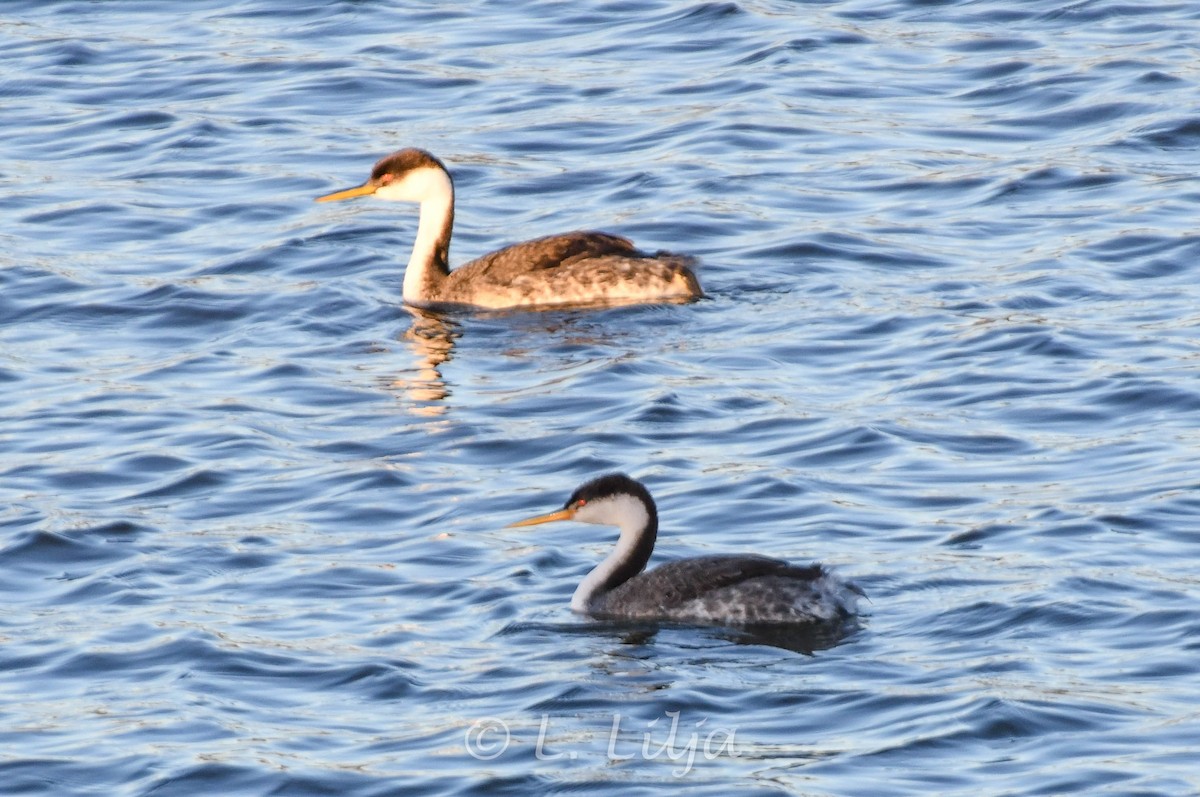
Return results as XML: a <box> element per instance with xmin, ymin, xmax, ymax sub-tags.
<box><xmin>506</xmin><ymin>507</ymin><xmax>576</xmax><ymax>528</ymax></box>
<box><xmin>315</xmin><ymin>181</ymin><xmax>377</xmax><ymax>203</ymax></box>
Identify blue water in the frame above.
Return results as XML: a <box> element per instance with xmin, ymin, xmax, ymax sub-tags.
<box><xmin>3</xmin><ymin>1</ymin><xmax>1199</xmax><ymax>794</ymax></box>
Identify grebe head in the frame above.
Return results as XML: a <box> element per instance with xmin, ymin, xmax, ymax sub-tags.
<box><xmin>507</xmin><ymin>473</ymin><xmax>657</xmax><ymax>534</ymax></box>
<box><xmin>506</xmin><ymin>474</ymin><xmax>660</xmax><ymax>616</ymax></box>
<box><xmin>315</xmin><ymin>147</ymin><xmax>451</xmax><ymax>205</ymax></box>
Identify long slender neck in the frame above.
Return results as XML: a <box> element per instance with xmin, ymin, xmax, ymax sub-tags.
<box><xmin>571</xmin><ymin>496</ymin><xmax>657</xmax><ymax>613</ymax></box>
<box><xmin>402</xmin><ymin>169</ymin><xmax>455</xmax><ymax>305</ymax></box>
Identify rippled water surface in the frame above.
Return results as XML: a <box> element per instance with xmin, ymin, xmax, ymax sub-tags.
<box><xmin>3</xmin><ymin>1</ymin><xmax>1199</xmax><ymax>795</ymax></box>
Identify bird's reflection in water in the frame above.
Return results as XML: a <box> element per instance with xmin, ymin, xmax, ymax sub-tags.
<box><xmin>610</xmin><ymin>621</ymin><xmax>859</xmax><ymax>656</ymax></box>
<box><xmin>385</xmin><ymin>304</ymin><xmax>641</xmax><ymax>416</ymax></box>
<box><xmin>391</xmin><ymin>307</ymin><xmax>459</xmax><ymax>416</ymax></box>
<box><xmin>510</xmin><ymin>619</ymin><xmax>858</xmax><ymax>656</ymax></box>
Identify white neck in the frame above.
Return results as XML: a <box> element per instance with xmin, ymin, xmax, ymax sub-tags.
<box><xmin>570</xmin><ymin>495</ymin><xmax>652</xmax><ymax>613</ymax></box>
<box><xmin>376</xmin><ymin>166</ymin><xmax>455</xmax><ymax>305</ymax></box>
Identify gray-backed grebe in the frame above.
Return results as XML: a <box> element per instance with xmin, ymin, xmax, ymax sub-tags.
<box><xmin>508</xmin><ymin>474</ymin><xmax>862</xmax><ymax>628</ymax></box>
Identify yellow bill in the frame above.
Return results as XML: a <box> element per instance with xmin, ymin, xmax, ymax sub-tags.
<box><xmin>315</xmin><ymin>182</ymin><xmax>377</xmax><ymax>203</ymax></box>
<box><xmin>505</xmin><ymin>507</ymin><xmax>576</xmax><ymax>528</ymax></box>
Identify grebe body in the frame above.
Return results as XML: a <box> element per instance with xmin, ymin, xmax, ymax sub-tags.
<box><xmin>316</xmin><ymin>149</ymin><xmax>701</xmax><ymax>311</ymax></box>
<box><xmin>508</xmin><ymin>474</ymin><xmax>862</xmax><ymax>628</ymax></box>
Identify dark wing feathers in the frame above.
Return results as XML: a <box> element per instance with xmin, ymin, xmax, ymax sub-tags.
<box><xmin>458</xmin><ymin>231</ymin><xmax>642</xmax><ymax>279</ymax></box>
<box><xmin>603</xmin><ymin>555</ymin><xmax>821</xmax><ymax>615</ymax></box>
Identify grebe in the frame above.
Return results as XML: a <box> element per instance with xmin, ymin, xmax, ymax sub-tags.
<box><xmin>507</xmin><ymin>474</ymin><xmax>862</xmax><ymax>627</ymax></box>
<box><xmin>315</xmin><ymin>148</ymin><xmax>702</xmax><ymax>310</ymax></box>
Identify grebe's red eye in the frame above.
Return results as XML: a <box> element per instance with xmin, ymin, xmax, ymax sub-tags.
<box><xmin>576</xmin><ymin>499</ymin><xmax>587</xmax><ymax>508</ymax></box>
